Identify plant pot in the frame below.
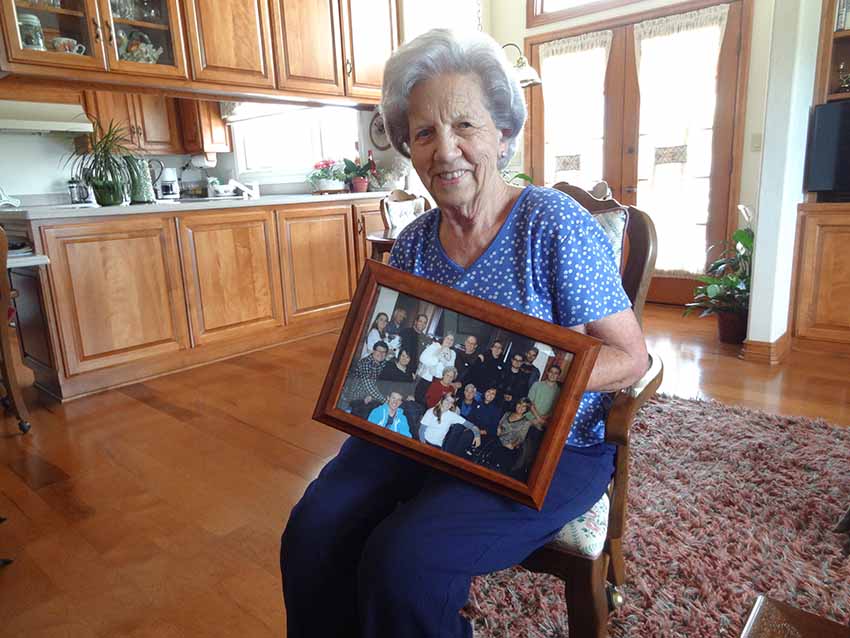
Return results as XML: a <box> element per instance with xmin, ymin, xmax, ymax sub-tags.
<box><xmin>351</xmin><ymin>176</ymin><xmax>369</xmax><ymax>193</ymax></box>
<box><xmin>716</xmin><ymin>311</ymin><xmax>748</xmax><ymax>344</ymax></box>
<box><xmin>314</xmin><ymin>179</ymin><xmax>345</xmax><ymax>192</ymax></box>
<box><xmin>91</xmin><ymin>179</ymin><xmax>125</xmax><ymax>206</ymax></box>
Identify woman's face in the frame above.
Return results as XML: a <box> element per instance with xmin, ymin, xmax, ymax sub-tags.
<box><xmin>408</xmin><ymin>73</ymin><xmax>507</xmax><ymax>211</ymax></box>
<box><xmin>515</xmin><ymin>402</ymin><xmax>529</xmax><ymax>415</ymax></box>
<box><xmin>442</xmin><ymin>334</ymin><xmax>455</xmax><ymax>348</ymax></box>
<box><xmin>377</xmin><ymin>314</ymin><xmax>388</xmax><ymax>331</ymax></box>
<box><xmin>442</xmin><ymin>369</ymin><xmax>456</xmax><ymax>383</ymax></box>
<box><xmin>440</xmin><ymin>395</ymin><xmax>455</xmax><ymax>411</ymax></box>
<box><xmin>398</xmin><ymin>350</ymin><xmax>411</xmax><ymax>367</ymax></box>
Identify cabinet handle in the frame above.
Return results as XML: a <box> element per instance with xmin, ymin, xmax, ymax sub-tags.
<box><xmin>624</xmin><ymin>186</ymin><xmax>637</xmax><ymax>194</ymax></box>
<box><xmin>358</xmin><ymin>218</ymin><xmax>364</xmax><ymax>234</ymax></box>
<box><xmin>92</xmin><ymin>18</ymin><xmax>101</xmax><ymax>42</ymax></box>
<box><xmin>105</xmin><ymin>22</ymin><xmax>114</xmax><ymax>45</ymax></box>
<box><xmin>345</xmin><ymin>59</ymin><xmax>352</xmax><ymax>77</ymax></box>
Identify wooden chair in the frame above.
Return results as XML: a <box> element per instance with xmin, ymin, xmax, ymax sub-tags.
<box><xmin>519</xmin><ymin>183</ymin><xmax>662</xmax><ymax>638</ymax></box>
<box><xmin>0</xmin><ymin>226</ymin><xmax>32</xmax><ymax>435</ymax></box>
<box><xmin>379</xmin><ymin>189</ymin><xmax>432</xmax><ymax>232</ymax></box>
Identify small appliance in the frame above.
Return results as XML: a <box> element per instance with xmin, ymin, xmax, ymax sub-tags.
<box><xmin>158</xmin><ymin>167</ymin><xmax>180</xmax><ymax>199</ymax></box>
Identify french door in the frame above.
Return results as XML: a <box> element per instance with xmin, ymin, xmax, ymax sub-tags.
<box><xmin>527</xmin><ymin>1</ymin><xmax>746</xmax><ymax>304</ymax></box>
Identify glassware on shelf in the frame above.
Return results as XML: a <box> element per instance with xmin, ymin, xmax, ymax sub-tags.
<box><xmin>17</xmin><ymin>14</ymin><xmax>46</xmax><ymax>50</ymax></box>
<box><xmin>138</xmin><ymin>0</ymin><xmax>161</xmax><ymax>21</ymax></box>
<box><xmin>111</xmin><ymin>0</ymin><xmax>135</xmax><ymax>19</ymax></box>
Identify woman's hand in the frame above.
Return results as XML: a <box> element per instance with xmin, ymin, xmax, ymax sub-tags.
<box><xmin>472</xmin><ymin>435</ymin><xmax>481</xmax><ymax>448</ymax></box>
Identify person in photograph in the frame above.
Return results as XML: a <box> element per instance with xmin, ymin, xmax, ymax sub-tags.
<box><xmin>282</xmin><ymin>29</ymin><xmax>648</xmax><ymax>638</ymax></box>
<box><xmin>454</xmin><ymin>335</ymin><xmax>479</xmax><ymax>383</ymax></box>
<box><xmin>467</xmin><ymin>340</ymin><xmax>505</xmax><ymax>396</ymax></box>
<box><xmin>457</xmin><ymin>383</ymin><xmax>477</xmax><ymax>419</ymax></box>
<box><xmin>377</xmin><ymin>348</ymin><xmax>418</xmax><ymax>401</ymax></box>
<box><xmin>474</xmin><ymin>398</ymin><xmax>532</xmax><ymax>476</ymax></box>
<box><xmin>419</xmin><ymin>393</ymin><xmax>481</xmax><ymax>456</ymax></box>
<box><xmin>520</xmin><ymin>347</ymin><xmax>541</xmax><ymax>388</ymax></box>
<box><xmin>499</xmin><ymin>352</ymin><xmax>531</xmax><ymax>412</ymax></box>
<box><xmin>424</xmin><ymin>366</ymin><xmax>461</xmax><ymax>408</ymax></box>
<box><xmin>361</xmin><ymin>313</ymin><xmax>390</xmax><ymax>359</ymax></box>
<box><xmin>339</xmin><ymin>341</ymin><xmax>389</xmax><ymax>410</ymax></box>
<box><xmin>512</xmin><ymin>365</ymin><xmax>563</xmax><ymax>475</ymax></box>
<box><xmin>466</xmin><ymin>386</ymin><xmax>503</xmax><ymax>436</ymax></box>
<box><xmin>415</xmin><ymin>333</ymin><xmax>456</xmax><ymax>403</ymax></box>
<box><xmin>400</xmin><ymin>312</ymin><xmax>431</xmax><ymax>373</ymax></box>
<box><xmin>386</xmin><ymin>307</ymin><xmax>408</xmax><ymax>340</ymax></box>
<box><xmin>368</xmin><ymin>392</ymin><xmax>412</xmax><ymax>438</ymax></box>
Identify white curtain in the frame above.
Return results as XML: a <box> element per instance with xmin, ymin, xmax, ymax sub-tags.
<box><xmin>633</xmin><ymin>4</ymin><xmax>729</xmax><ymax>277</ymax></box>
<box><xmin>539</xmin><ymin>30</ymin><xmax>613</xmax><ymax>189</ymax></box>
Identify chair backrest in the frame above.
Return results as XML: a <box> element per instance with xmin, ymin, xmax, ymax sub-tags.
<box><xmin>551</xmin><ymin>182</ymin><xmax>657</xmax><ymax>326</ymax></box>
<box><xmin>380</xmin><ymin>190</ymin><xmax>433</xmax><ymax>233</ymax></box>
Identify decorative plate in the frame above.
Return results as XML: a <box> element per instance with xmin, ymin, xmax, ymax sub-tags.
<box><xmin>369</xmin><ymin>111</ymin><xmax>391</xmax><ymax>151</ymax></box>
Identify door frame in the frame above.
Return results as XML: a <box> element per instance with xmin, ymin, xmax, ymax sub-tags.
<box><xmin>525</xmin><ymin>0</ymin><xmax>753</xmax><ymax>267</ymax></box>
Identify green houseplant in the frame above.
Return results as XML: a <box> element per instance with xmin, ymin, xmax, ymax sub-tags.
<box><xmin>307</xmin><ymin>159</ymin><xmax>346</xmax><ymax>191</ymax></box>
<box><xmin>344</xmin><ymin>157</ymin><xmax>376</xmax><ymax>193</ymax></box>
<box><xmin>66</xmin><ymin>120</ymin><xmax>138</xmax><ymax>206</ymax></box>
<box><xmin>684</xmin><ymin>205</ymin><xmax>754</xmax><ymax>344</ymax></box>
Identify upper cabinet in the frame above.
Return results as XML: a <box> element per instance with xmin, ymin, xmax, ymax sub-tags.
<box><xmin>182</xmin><ymin>0</ymin><xmax>275</xmax><ymax>88</ymax></box>
<box><xmin>1</xmin><ymin>0</ymin><xmax>109</xmax><ymax>70</ymax></box>
<box><xmin>272</xmin><ymin>0</ymin><xmax>344</xmax><ymax>96</ymax></box>
<box><xmin>96</xmin><ymin>0</ymin><xmax>188</xmax><ymax>78</ymax></box>
<box><xmin>340</xmin><ymin>0</ymin><xmax>398</xmax><ymax>100</ymax></box>
<box><xmin>85</xmin><ymin>89</ymin><xmax>183</xmax><ymax>154</ymax></box>
<box><xmin>178</xmin><ymin>98</ymin><xmax>230</xmax><ymax>154</ymax></box>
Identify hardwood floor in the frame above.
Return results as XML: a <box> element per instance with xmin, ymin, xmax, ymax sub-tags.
<box><xmin>1</xmin><ymin>303</ymin><xmax>848</xmax><ymax>637</ymax></box>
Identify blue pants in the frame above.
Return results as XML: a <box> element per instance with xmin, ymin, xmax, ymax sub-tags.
<box><xmin>281</xmin><ymin>437</ymin><xmax>615</xmax><ymax>637</ymax></box>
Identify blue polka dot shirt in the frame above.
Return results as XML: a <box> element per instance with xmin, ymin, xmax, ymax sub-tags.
<box><xmin>388</xmin><ymin>185</ymin><xmax>631</xmax><ymax>447</ymax></box>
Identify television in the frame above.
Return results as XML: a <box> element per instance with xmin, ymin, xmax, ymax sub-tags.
<box><xmin>804</xmin><ymin>101</ymin><xmax>850</xmax><ymax>193</ymax></box>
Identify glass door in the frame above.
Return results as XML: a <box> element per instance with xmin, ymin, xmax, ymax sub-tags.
<box><xmin>97</xmin><ymin>0</ymin><xmax>187</xmax><ymax>77</ymax></box>
<box><xmin>1</xmin><ymin>0</ymin><xmax>108</xmax><ymax>70</ymax></box>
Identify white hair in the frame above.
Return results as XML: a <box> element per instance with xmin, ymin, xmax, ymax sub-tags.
<box><xmin>381</xmin><ymin>29</ymin><xmax>526</xmax><ymax>170</ymax></box>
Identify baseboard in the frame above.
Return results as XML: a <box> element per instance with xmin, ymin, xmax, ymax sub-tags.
<box><xmin>740</xmin><ymin>332</ymin><xmax>790</xmax><ymax>365</ymax></box>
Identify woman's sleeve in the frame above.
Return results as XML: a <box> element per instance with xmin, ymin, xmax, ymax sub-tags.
<box><xmin>366</xmin><ymin>329</ymin><xmax>379</xmax><ymax>353</ymax></box>
<box><xmin>419</xmin><ymin>343</ymin><xmax>439</xmax><ymax>368</ymax></box>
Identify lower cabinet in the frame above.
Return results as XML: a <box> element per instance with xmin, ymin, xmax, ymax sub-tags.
<box><xmin>793</xmin><ymin>205</ymin><xmax>850</xmax><ymax>347</ymax></box>
<box><xmin>178</xmin><ymin>209</ymin><xmax>284</xmax><ymax>344</ymax></box>
<box><xmin>41</xmin><ymin>217</ymin><xmax>190</xmax><ymax>375</ymax></box>
<box><xmin>277</xmin><ymin>204</ymin><xmax>358</xmax><ymax>323</ymax></box>
<box><xmin>353</xmin><ymin>201</ymin><xmax>385</xmax><ymax>272</ymax></box>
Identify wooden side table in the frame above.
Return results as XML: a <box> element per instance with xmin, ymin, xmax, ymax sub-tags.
<box><xmin>741</xmin><ymin>596</ymin><xmax>850</xmax><ymax>637</ymax></box>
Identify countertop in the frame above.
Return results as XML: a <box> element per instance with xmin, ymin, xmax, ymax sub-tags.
<box><xmin>0</xmin><ymin>191</ymin><xmax>390</xmax><ymax>221</ymax></box>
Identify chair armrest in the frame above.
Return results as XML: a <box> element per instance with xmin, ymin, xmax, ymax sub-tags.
<box><xmin>605</xmin><ymin>353</ymin><xmax>663</xmax><ymax>446</ymax></box>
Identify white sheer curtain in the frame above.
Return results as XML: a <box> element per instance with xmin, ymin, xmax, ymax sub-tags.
<box><xmin>539</xmin><ymin>30</ymin><xmax>613</xmax><ymax>189</ymax></box>
<box><xmin>633</xmin><ymin>4</ymin><xmax>729</xmax><ymax>276</ymax></box>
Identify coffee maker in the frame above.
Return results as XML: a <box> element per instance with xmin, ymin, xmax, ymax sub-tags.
<box><xmin>158</xmin><ymin>167</ymin><xmax>180</xmax><ymax>199</ymax></box>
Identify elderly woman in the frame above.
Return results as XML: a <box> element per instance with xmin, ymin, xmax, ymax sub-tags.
<box><xmin>281</xmin><ymin>29</ymin><xmax>647</xmax><ymax>638</ymax></box>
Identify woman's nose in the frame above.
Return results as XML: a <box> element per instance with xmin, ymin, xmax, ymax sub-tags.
<box><xmin>433</xmin><ymin>131</ymin><xmax>461</xmax><ymax>163</ymax></box>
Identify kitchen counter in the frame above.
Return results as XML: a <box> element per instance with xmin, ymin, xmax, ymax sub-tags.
<box><xmin>0</xmin><ymin>191</ymin><xmax>390</xmax><ymax>221</ymax></box>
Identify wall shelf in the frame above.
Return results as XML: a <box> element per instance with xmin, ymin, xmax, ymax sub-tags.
<box><xmin>112</xmin><ymin>18</ymin><xmax>169</xmax><ymax>32</ymax></box>
<box><xmin>14</xmin><ymin>2</ymin><xmax>84</xmax><ymax>18</ymax></box>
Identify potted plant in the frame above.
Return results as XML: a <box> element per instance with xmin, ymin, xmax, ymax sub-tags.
<box><xmin>307</xmin><ymin>160</ymin><xmax>346</xmax><ymax>192</ymax></box>
<box><xmin>344</xmin><ymin>156</ymin><xmax>376</xmax><ymax>193</ymax></box>
<box><xmin>684</xmin><ymin>206</ymin><xmax>754</xmax><ymax>344</ymax></box>
<box><xmin>66</xmin><ymin>119</ymin><xmax>137</xmax><ymax>206</ymax></box>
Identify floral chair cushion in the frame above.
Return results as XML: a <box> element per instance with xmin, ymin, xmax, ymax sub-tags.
<box><xmin>592</xmin><ymin>207</ymin><xmax>628</xmax><ymax>271</ymax></box>
<box><xmin>551</xmin><ymin>492</ymin><xmax>610</xmax><ymax>558</ymax></box>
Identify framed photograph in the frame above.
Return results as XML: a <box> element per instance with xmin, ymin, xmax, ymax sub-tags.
<box><xmin>313</xmin><ymin>260</ymin><xmax>602</xmax><ymax>509</ymax></box>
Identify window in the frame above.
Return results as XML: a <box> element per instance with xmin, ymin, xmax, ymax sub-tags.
<box><xmin>527</xmin><ymin>0</ymin><xmax>645</xmax><ymax>28</ymax></box>
<box><xmin>229</xmin><ymin>104</ymin><xmax>359</xmax><ymax>183</ymax></box>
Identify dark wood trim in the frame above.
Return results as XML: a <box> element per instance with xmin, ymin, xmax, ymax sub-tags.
<box><xmin>313</xmin><ymin>259</ymin><xmax>602</xmax><ymax>510</ymax></box>
<box><xmin>647</xmin><ymin>277</ymin><xmax>696</xmax><ymax>306</ymax></box>
<box><xmin>526</xmin><ymin>0</ymin><xmax>645</xmax><ymax>29</ymax></box>
<box><xmin>741</xmin><ymin>332</ymin><xmax>790</xmax><ymax>365</ymax></box>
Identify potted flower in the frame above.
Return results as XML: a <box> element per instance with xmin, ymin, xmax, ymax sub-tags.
<box><xmin>343</xmin><ymin>156</ymin><xmax>376</xmax><ymax>193</ymax></box>
<box><xmin>684</xmin><ymin>206</ymin><xmax>754</xmax><ymax>344</ymax></box>
<box><xmin>66</xmin><ymin>119</ymin><xmax>136</xmax><ymax>206</ymax></box>
<box><xmin>308</xmin><ymin>160</ymin><xmax>345</xmax><ymax>192</ymax></box>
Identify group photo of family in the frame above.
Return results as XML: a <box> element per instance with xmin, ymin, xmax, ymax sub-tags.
<box><xmin>337</xmin><ymin>286</ymin><xmax>571</xmax><ymax>481</ymax></box>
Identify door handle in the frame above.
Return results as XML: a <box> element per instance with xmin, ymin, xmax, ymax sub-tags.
<box><xmin>345</xmin><ymin>59</ymin><xmax>353</xmax><ymax>77</ymax></box>
<box><xmin>104</xmin><ymin>21</ymin><xmax>114</xmax><ymax>45</ymax></box>
<box><xmin>92</xmin><ymin>18</ymin><xmax>101</xmax><ymax>42</ymax></box>
<box><xmin>624</xmin><ymin>187</ymin><xmax>637</xmax><ymax>194</ymax></box>
<box><xmin>358</xmin><ymin>218</ymin><xmax>364</xmax><ymax>234</ymax></box>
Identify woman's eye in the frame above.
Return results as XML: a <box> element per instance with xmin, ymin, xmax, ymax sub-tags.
<box><xmin>458</xmin><ymin>121</ymin><xmax>474</xmax><ymax>129</ymax></box>
<box><xmin>414</xmin><ymin>129</ymin><xmax>431</xmax><ymax>140</ymax></box>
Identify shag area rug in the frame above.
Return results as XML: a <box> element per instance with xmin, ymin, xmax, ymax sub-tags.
<box><xmin>467</xmin><ymin>395</ymin><xmax>850</xmax><ymax>637</ymax></box>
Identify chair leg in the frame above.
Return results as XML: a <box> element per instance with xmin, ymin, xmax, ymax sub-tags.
<box><xmin>0</xmin><ymin>339</ymin><xmax>31</xmax><ymax>435</ymax></box>
<box><xmin>607</xmin><ymin>538</ymin><xmax>626</xmax><ymax>586</ymax></box>
<box><xmin>565</xmin><ymin>556</ymin><xmax>609</xmax><ymax>638</ymax></box>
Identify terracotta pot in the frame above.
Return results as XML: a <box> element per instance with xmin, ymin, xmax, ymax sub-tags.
<box><xmin>716</xmin><ymin>311</ymin><xmax>748</xmax><ymax>344</ymax></box>
<box><xmin>351</xmin><ymin>176</ymin><xmax>369</xmax><ymax>193</ymax></box>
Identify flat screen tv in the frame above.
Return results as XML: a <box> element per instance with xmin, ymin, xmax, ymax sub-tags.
<box><xmin>804</xmin><ymin>101</ymin><xmax>850</xmax><ymax>193</ymax></box>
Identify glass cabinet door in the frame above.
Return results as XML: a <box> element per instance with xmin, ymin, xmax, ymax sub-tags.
<box><xmin>98</xmin><ymin>0</ymin><xmax>187</xmax><ymax>78</ymax></box>
<box><xmin>2</xmin><ymin>0</ymin><xmax>108</xmax><ymax>70</ymax></box>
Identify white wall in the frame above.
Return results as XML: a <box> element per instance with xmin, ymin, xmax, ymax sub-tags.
<box><xmin>0</xmin><ymin>133</ymin><xmax>75</xmax><ymax>195</ymax></box>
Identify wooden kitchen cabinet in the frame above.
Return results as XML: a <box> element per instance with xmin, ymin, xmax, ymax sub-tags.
<box><xmin>41</xmin><ymin>217</ymin><xmax>190</xmax><ymax>376</ymax></box>
<box><xmin>178</xmin><ymin>98</ymin><xmax>230</xmax><ymax>154</ymax></box>
<box><xmin>178</xmin><ymin>209</ymin><xmax>285</xmax><ymax>345</ymax></box>
<box><xmin>278</xmin><ymin>204</ymin><xmax>357</xmax><ymax>323</ymax></box>
<box><xmin>96</xmin><ymin>0</ymin><xmax>189</xmax><ymax>79</ymax></box>
<box><xmin>181</xmin><ymin>0</ymin><xmax>275</xmax><ymax>88</ymax></box>
<box><xmin>793</xmin><ymin>204</ymin><xmax>850</xmax><ymax>348</ymax></box>
<box><xmin>352</xmin><ymin>201</ymin><xmax>385</xmax><ymax>272</ymax></box>
<box><xmin>85</xmin><ymin>90</ymin><xmax>183</xmax><ymax>154</ymax></box>
<box><xmin>0</xmin><ymin>0</ymin><xmax>109</xmax><ymax>71</ymax></box>
<box><xmin>272</xmin><ymin>0</ymin><xmax>345</xmax><ymax>96</ymax></box>
<box><xmin>340</xmin><ymin>0</ymin><xmax>398</xmax><ymax>100</ymax></box>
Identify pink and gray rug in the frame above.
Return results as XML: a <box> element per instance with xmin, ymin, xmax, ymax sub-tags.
<box><xmin>467</xmin><ymin>395</ymin><xmax>850</xmax><ymax>637</ymax></box>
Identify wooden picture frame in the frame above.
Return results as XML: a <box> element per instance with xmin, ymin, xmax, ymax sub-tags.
<box><xmin>313</xmin><ymin>260</ymin><xmax>602</xmax><ymax>509</ymax></box>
